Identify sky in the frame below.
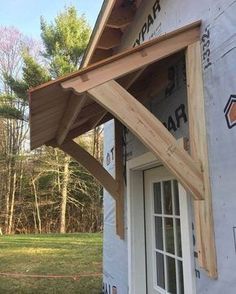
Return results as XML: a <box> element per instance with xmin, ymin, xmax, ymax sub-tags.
<box><xmin>0</xmin><ymin>0</ymin><xmax>104</xmax><ymax>38</ymax></box>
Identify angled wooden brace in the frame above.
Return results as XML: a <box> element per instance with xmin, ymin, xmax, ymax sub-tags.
<box><xmin>57</xmin><ymin>139</ymin><xmax>125</xmax><ymax>239</ymax></box>
<box><xmin>84</xmin><ymin>80</ymin><xmax>204</xmax><ymax>201</ymax></box>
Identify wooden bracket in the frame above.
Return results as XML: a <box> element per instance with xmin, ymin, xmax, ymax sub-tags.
<box><xmin>57</xmin><ymin>138</ymin><xmax>125</xmax><ymax>240</ymax></box>
<box><xmin>86</xmin><ymin>80</ymin><xmax>204</xmax><ymax>200</ymax></box>
<box><xmin>186</xmin><ymin>41</ymin><xmax>217</xmax><ymax>278</ymax></box>
<box><xmin>58</xmin><ymin>140</ymin><xmax>119</xmax><ymax>201</ymax></box>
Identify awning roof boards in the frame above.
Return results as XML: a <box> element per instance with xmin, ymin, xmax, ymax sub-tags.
<box><xmin>30</xmin><ymin>21</ymin><xmax>201</xmax><ymax>150</ymax></box>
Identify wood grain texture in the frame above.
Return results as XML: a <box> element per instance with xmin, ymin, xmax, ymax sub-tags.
<box><xmin>61</xmin><ymin>22</ymin><xmax>201</xmax><ymax>94</ymax></box>
<box><xmin>56</xmin><ymin>93</ymin><xmax>87</xmax><ymax>145</ymax></box>
<box><xmin>106</xmin><ymin>6</ymin><xmax>135</xmax><ymax>28</ymax></box>
<box><xmin>87</xmin><ymin>80</ymin><xmax>204</xmax><ymax>200</ymax></box>
<box><xmin>115</xmin><ymin>120</ymin><xmax>125</xmax><ymax>239</ymax></box>
<box><xmin>59</xmin><ymin>140</ymin><xmax>119</xmax><ymax>201</ymax></box>
<box><xmin>82</xmin><ymin>0</ymin><xmax>117</xmax><ymax>67</ymax></box>
<box><xmin>186</xmin><ymin>41</ymin><xmax>217</xmax><ymax>278</ymax></box>
<box><xmin>97</xmin><ymin>27</ymin><xmax>122</xmax><ymax>50</ymax></box>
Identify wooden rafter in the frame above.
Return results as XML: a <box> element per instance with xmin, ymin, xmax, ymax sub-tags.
<box><xmin>89</xmin><ymin>49</ymin><xmax>113</xmax><ymax>65</ymax></box>
<box><xmin>186</xmin><ymin>41</ymin><xmax>217</xmax><ymax>278</ymax></box>
<box><xmin>119</xmin><ymin>53</ymin><xmax>183</xmax><ymax>102</ymax></box>
<box><xmin>118</xmin><ymin>66</ymin><xmax>147</xmax><ymax>90</ymax></box>
<box><xmin>82</xmin><ymin>0</ymin><xmax>117</xmax><ymax>67</ymax></box>
<box><xmin>90</xmin><ymin>110</ymin><xmax>107</xmax><ymax>130</ymax></box>
<box><xmin>61</xmin><ymin>21</ymin><xmax>201</xmax><ymax>93</ymax></box>
<box><xmin>58</xmin><ymin>113</ymin><xmax>113</xmax><ymax>144</ymax></box>
<box><xmin>56</xmin><ymin>93</ymin><xmax>87</xmax><ymax>145</ymax></box>
<box><xmin>97</xmin><ymin>27</ymin><xmax>122</xmax><ymax>50</ymax></box>
<box><xmin>106</xmin><ymin>6</ymin><xmax>135</xmax><ymax>29</ymax></box>
<box><xmin>85</xmin><ymin>80</ymin><xmax>204</xmax><ymax>200</ymax></box>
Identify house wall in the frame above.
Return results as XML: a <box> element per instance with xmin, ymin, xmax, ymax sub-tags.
<box><xmin>103</xmin><ymin>0</ymin><xmax>236</xmax><ymax>293</ymax></box>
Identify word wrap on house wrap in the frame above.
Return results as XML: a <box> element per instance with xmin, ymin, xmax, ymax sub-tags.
<box><xmin>103</xmin><ymin>282</ymin><xmax>117</xmax><ymax>294</ymax></box>
<box><xmin>106</xmin><ymin>146</ymin><xmax>115</xmax><ymax>166</ymax></box>
<box><xmin>201</xmin><ymin>26</ymin><xmax>212</xmax><ymax>71</ymax></box>
<box><xmin>133</xmin><ymin>0</ymin><xmax>161</xmax><ymax>47</ymax></box>
<box><xmin>162</xmin><ymin>104</ymin><xmax>188</xmax><ymax>133</ymax></box>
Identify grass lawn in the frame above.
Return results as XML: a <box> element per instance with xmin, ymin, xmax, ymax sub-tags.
<box><xmin>0</xmin><ymin>233</ymin><xmax>103</xmax><ymax>294</ymax></box>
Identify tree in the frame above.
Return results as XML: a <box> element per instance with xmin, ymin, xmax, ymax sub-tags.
<box><xmin>0</xmin><ymin>7</ymin><xmax>103</xmax><ymax>235</ymax></box>
<box><xmin>38</xmin><ymin>6</ymin><xmax>91</xmax><ymax>233</ymax></box>
<box><xmin>0</xmin><ymin>26</ymin><xmax>35</xmax><ymax>234</ymax></box>
<box><xmin>0</xmin><ymin>27</ymin><xmax>25</xmax><ymax>92</ymax></box>
<box><xmin>40</xmin><ymin>6</ymin><xmax>91</xmax><ymax>78</ymax></box>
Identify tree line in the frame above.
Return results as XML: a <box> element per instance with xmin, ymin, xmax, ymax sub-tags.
<box><xmin>0</xmin><ymin>7</ymin><xmax>103</xmax><ymax>234</ymax></box>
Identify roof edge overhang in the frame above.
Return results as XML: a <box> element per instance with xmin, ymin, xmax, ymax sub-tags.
<box><xmin>81</xmin><ymin>0</ymin><xmax>143</xmax><ymax>67</ymax></box>
<box><xmin>81</xmin><ymin>0</ymin><xmax>115</xmax><ymax>68</ymax></box>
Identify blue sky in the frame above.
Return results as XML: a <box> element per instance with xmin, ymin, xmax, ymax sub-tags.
<box><xmin>0</xmin><ymin>0</ymin><xmax>104</xmax><ymax>38</ymax></box>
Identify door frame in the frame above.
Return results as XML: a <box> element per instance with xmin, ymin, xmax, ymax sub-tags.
<box><xmin>127</xmin><ymin>151</ymin><xmax>196</xmax><ymax>294</ymax></box>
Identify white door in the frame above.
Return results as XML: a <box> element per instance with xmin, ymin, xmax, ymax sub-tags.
<box><xmin>144</xmin><ymin>166</ymin><xmax>195</xmax><ymax>294</ymax></box>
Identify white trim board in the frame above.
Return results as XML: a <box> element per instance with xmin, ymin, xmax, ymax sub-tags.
<box><xmin>126</xmin><ymin>151</ymin><xmax>196</xmax><ymax>294</ymax></box>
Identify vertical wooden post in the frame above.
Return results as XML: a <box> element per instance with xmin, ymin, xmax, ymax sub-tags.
<box><xmin>115</xmin><ymin>119</ymin><xmax>125</xmax><ymax>239</ymax></box>
<box><xmin>186</xmin><ymin>41</ymin><xmax>217</xmax><ymax>278</ymax></box>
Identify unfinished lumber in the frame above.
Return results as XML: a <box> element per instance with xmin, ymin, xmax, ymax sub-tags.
<box><xmin>86</xmin><ymin>80</ymin><xmax>204</xmax><ymax>200</ymax></box>
<box><xmin>118</xmin><ymin>67</ymin><xmax>147</xmax><ymax>90</ymax></box>
<box><xmin>90</xmin><ymin>110</ymin><xmax>107</xmax><ymax>130</ymax></box>
<box><xmin>61</xmin><ymin>113</ymin><xmax>113</xmax><ymax>143</ymax></box>
<box><xmin>106</xmin><ymin>6</ymin><xmax>135</xmax><ymax>29</ymax></box>
<box><xmin>56</xmin><ymin>93</ymin><xmax>87</xmax><ymax>145</ymax></box>
<box><xmin>61</xmin><ymin>21</ymin><xmax>201</xmax><ymax>93</ymax></box>
<box><xmin>82</xmin><ymin>0</ymin><xmax>117</xmax><ymax>67</ymax></box>
<box><xmin>115</xmin><ymin>120</ymin><xmax>125</xmax><ymax>239</ymax></box>
<box><xmin>186</xmin><ymin>41</ymin><xmax>217</xmax><ymax>278</ymax></box>
<box><xmin>97</xmin><ymin>28</ymin><xmax>122</xmax><ymax>50</ymax></box>
<box><xmin>59</xmin><ymin>140</ymin><xmax>119</xmax><ymax>201</ymax></box>
<box><xmin>89</xmin><ymin>49</ymin><xmax>113</xmax><ymax>65</ymax></box>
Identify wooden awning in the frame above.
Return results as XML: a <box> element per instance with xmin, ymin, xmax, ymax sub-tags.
<box><xmin>29</xmin><ymin>20</ymin><xmax>217</xmax><ymax>278</ymax></box>
<box><xmin>30</xmin><ymin>21</ymin><xmax>200</xmax><ymax>149</ymax></box>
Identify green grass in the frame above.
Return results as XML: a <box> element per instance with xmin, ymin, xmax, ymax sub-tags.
<box><xmin>0</xmin><ymin>233</ymin><xmax>103</xmax><ymax>294</ymax></box>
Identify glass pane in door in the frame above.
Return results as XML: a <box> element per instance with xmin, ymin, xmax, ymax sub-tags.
<box><xmin>156</xmin><ymin>252</ymin><xmax>165</xmax><ymax>289</ymax></box>
<box><xmin>152</xmin><ymin>179</ymin><xmax>184</xmax><ymax>294</ymax></box>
